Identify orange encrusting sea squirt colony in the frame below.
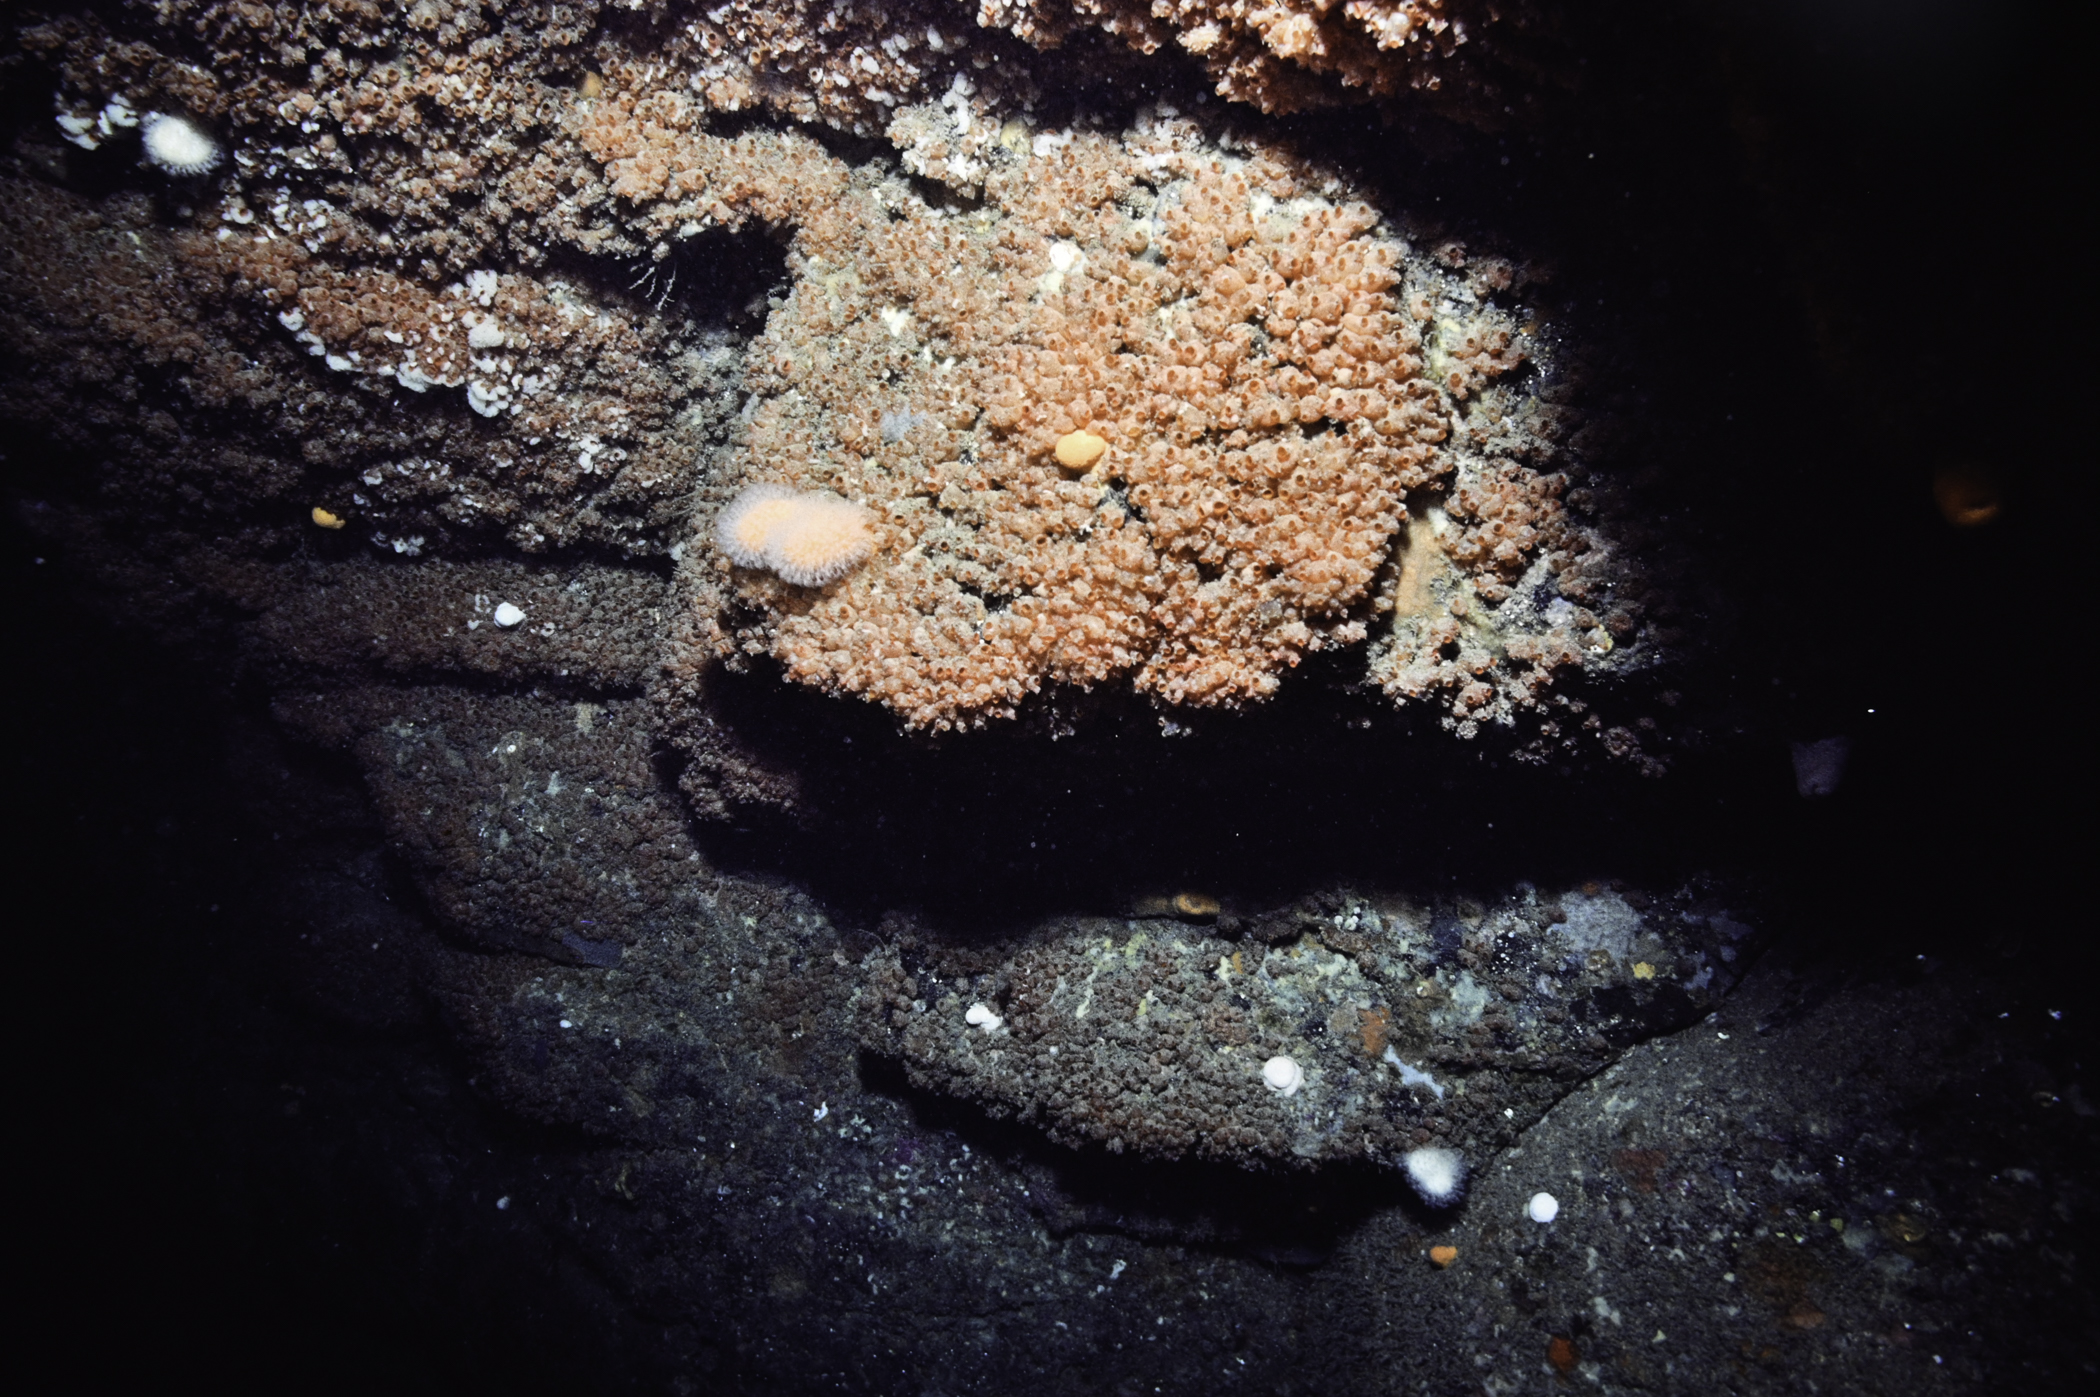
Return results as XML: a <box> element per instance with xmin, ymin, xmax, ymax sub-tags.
<box><xmin>684</xmin><ymin>115</ymin><xmax>1503</xmax><ymax>729</ymax></box>
<box><xmin>10</xmin><ymin>0</ymin><xmax>1617</xmax><ymax>742</ymax></box>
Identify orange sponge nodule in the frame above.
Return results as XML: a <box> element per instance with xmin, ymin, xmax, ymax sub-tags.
<box><xmin>1053</xmin><ymin>430</ymin><xmax>1108</xmax><ymax>471</ymax></box>
<box><xmin>715</xmin><ymin>485</ymin><xmax>876</xmax><ymax>586</ymax></box>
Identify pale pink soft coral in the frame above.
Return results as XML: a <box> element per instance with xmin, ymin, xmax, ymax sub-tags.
<box><xmin>714</xmin><ymin>485</ymin><xmax>876</xmax><ymax>586</ymax></box>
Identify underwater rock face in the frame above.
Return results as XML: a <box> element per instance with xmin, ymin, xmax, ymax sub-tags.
<box><xmin>858</xmin><ymin>884</ymin><xmax>1755</xmax><ymax>1166</ymax></box>
<box><xmin>37</xmin><ymin>3</ymin><xmax>2090</xmax><ymax>1393</ymax></box>
<box><xmin>970</xmin><ymin>0</ymin><xmax>1562</xmax><ymax>125</ymax></box>
<box><xmin>8</xmin><ymin>0</ymin><xmax>1664</xmax><ymax>759</ymax></box>
<box><xmin>2</xmin><ymin>0</ymin><xmax>1682</xmax><ymax>1186</ymax></box>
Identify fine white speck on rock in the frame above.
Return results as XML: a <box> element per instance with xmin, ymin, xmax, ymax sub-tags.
<box><xmin>493</xmin><ymin>601</ymin><xmax>526</xmax><ymax>627</ymax></box>
<box><xmin>1261</xmin><ymin>1054</ymin><xmax>1304</xmax><ymax>1096</ymax></box>
<box><xmin>1528</xmin><ymin>1191</ymin><xmax>1561</xmax><ymax>1223</ymax></box>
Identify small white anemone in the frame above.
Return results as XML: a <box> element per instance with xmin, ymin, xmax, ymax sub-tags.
<box><xmin>140</xmin><ymin>111</ymin><xmax>222</xmax><ymax>175</ymax></box>
<box><xmin>1404</xmin><ymin>1146</ymin><xmax>1467</xmax><ymax>1207</ymax></box>
<box><xmin>1261</xmin><ymin>1055</ymin><xmax>1304</xmax><ymax>1097</ymax></box>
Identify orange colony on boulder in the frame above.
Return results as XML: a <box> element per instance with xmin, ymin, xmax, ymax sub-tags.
<box><xmin>569</xmin><ymin>99</ymin><xmax>1628</xmax><ymax>741</ymax></box>
<box><xmin>676</xmin><ymin>112</ymin><xmax>1576</xmax><ymax>730</ymax></box>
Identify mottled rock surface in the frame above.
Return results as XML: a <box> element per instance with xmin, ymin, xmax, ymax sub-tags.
<box><xmin>9</xmin><ymin>1</ymin><xmax>2087</xmax><ymax>1393</ymax></box>
<box><xmin>859</xmin><ymin>883</ymin><xmax>1756</xmax><ymax>1166</ymax></box>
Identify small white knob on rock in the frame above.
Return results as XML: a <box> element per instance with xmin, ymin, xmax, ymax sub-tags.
<box><xmin>1262</xmin><ymin>1055</ymin><xmax>1304</xmax><ymax>1097</ymax></box>
<box><xmin>1527</xmin><ymin>1191</ymin><xmax>1560</xmax><ymax>1223</ymax></box>
<box><xmin>492</xmin><ymin>601</ymin><xmax>525</xmax><ymax>628</ymax></box>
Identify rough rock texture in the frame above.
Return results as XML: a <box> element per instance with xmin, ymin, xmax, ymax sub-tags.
<box><xmin>858</xmin><ymin>883</ymin><xmax>1756</xmax><ymax>1165</ymax></box>
<box><xmin>247</xmin><ymin>556</ymin><xmax>671</xmax><ymax>690</ymax></box>
<box><xmin>282</xmin><ymin>687</ymin><xmax>705</xmax><ymax>965</ymax></box>
<box><xmin>16</xmin><ymin>2</ymin><xmax>2083</xmax><ymax>1393</ymax></box>
<box><xmin>1301</xmin><ymin>948</ymin><xmax>2100</xmax><ymax>1393</ymax></box>
<box><xmin>28</xmin><ymin>633</ymin><xmax>2089</xmax><ymax>1392</ymax></box>
<box><xmin>6</xmin><ymin>0</ymin><xmax>1658</xmax><ymax>751</ymax></box>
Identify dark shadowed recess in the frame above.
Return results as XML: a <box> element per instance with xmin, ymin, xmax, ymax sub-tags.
<box><xmin>548</xmin><ymin>221</ymin><xmax>794</xmax><ymax>337</ymax></box>
<box><xmin>9</xmin><ymin>513</ymin><xmax>402</xmax><ymax>1389</ymax></box>
<box><xmin>696</xmin><ymin>651</ymin><xmax>1778</xmax><ymax>932</ymax></box>
<box><xmin>6</xmin><ymin>507</ymin><xmax>689</xmax><ymax>1392</ymax></box>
